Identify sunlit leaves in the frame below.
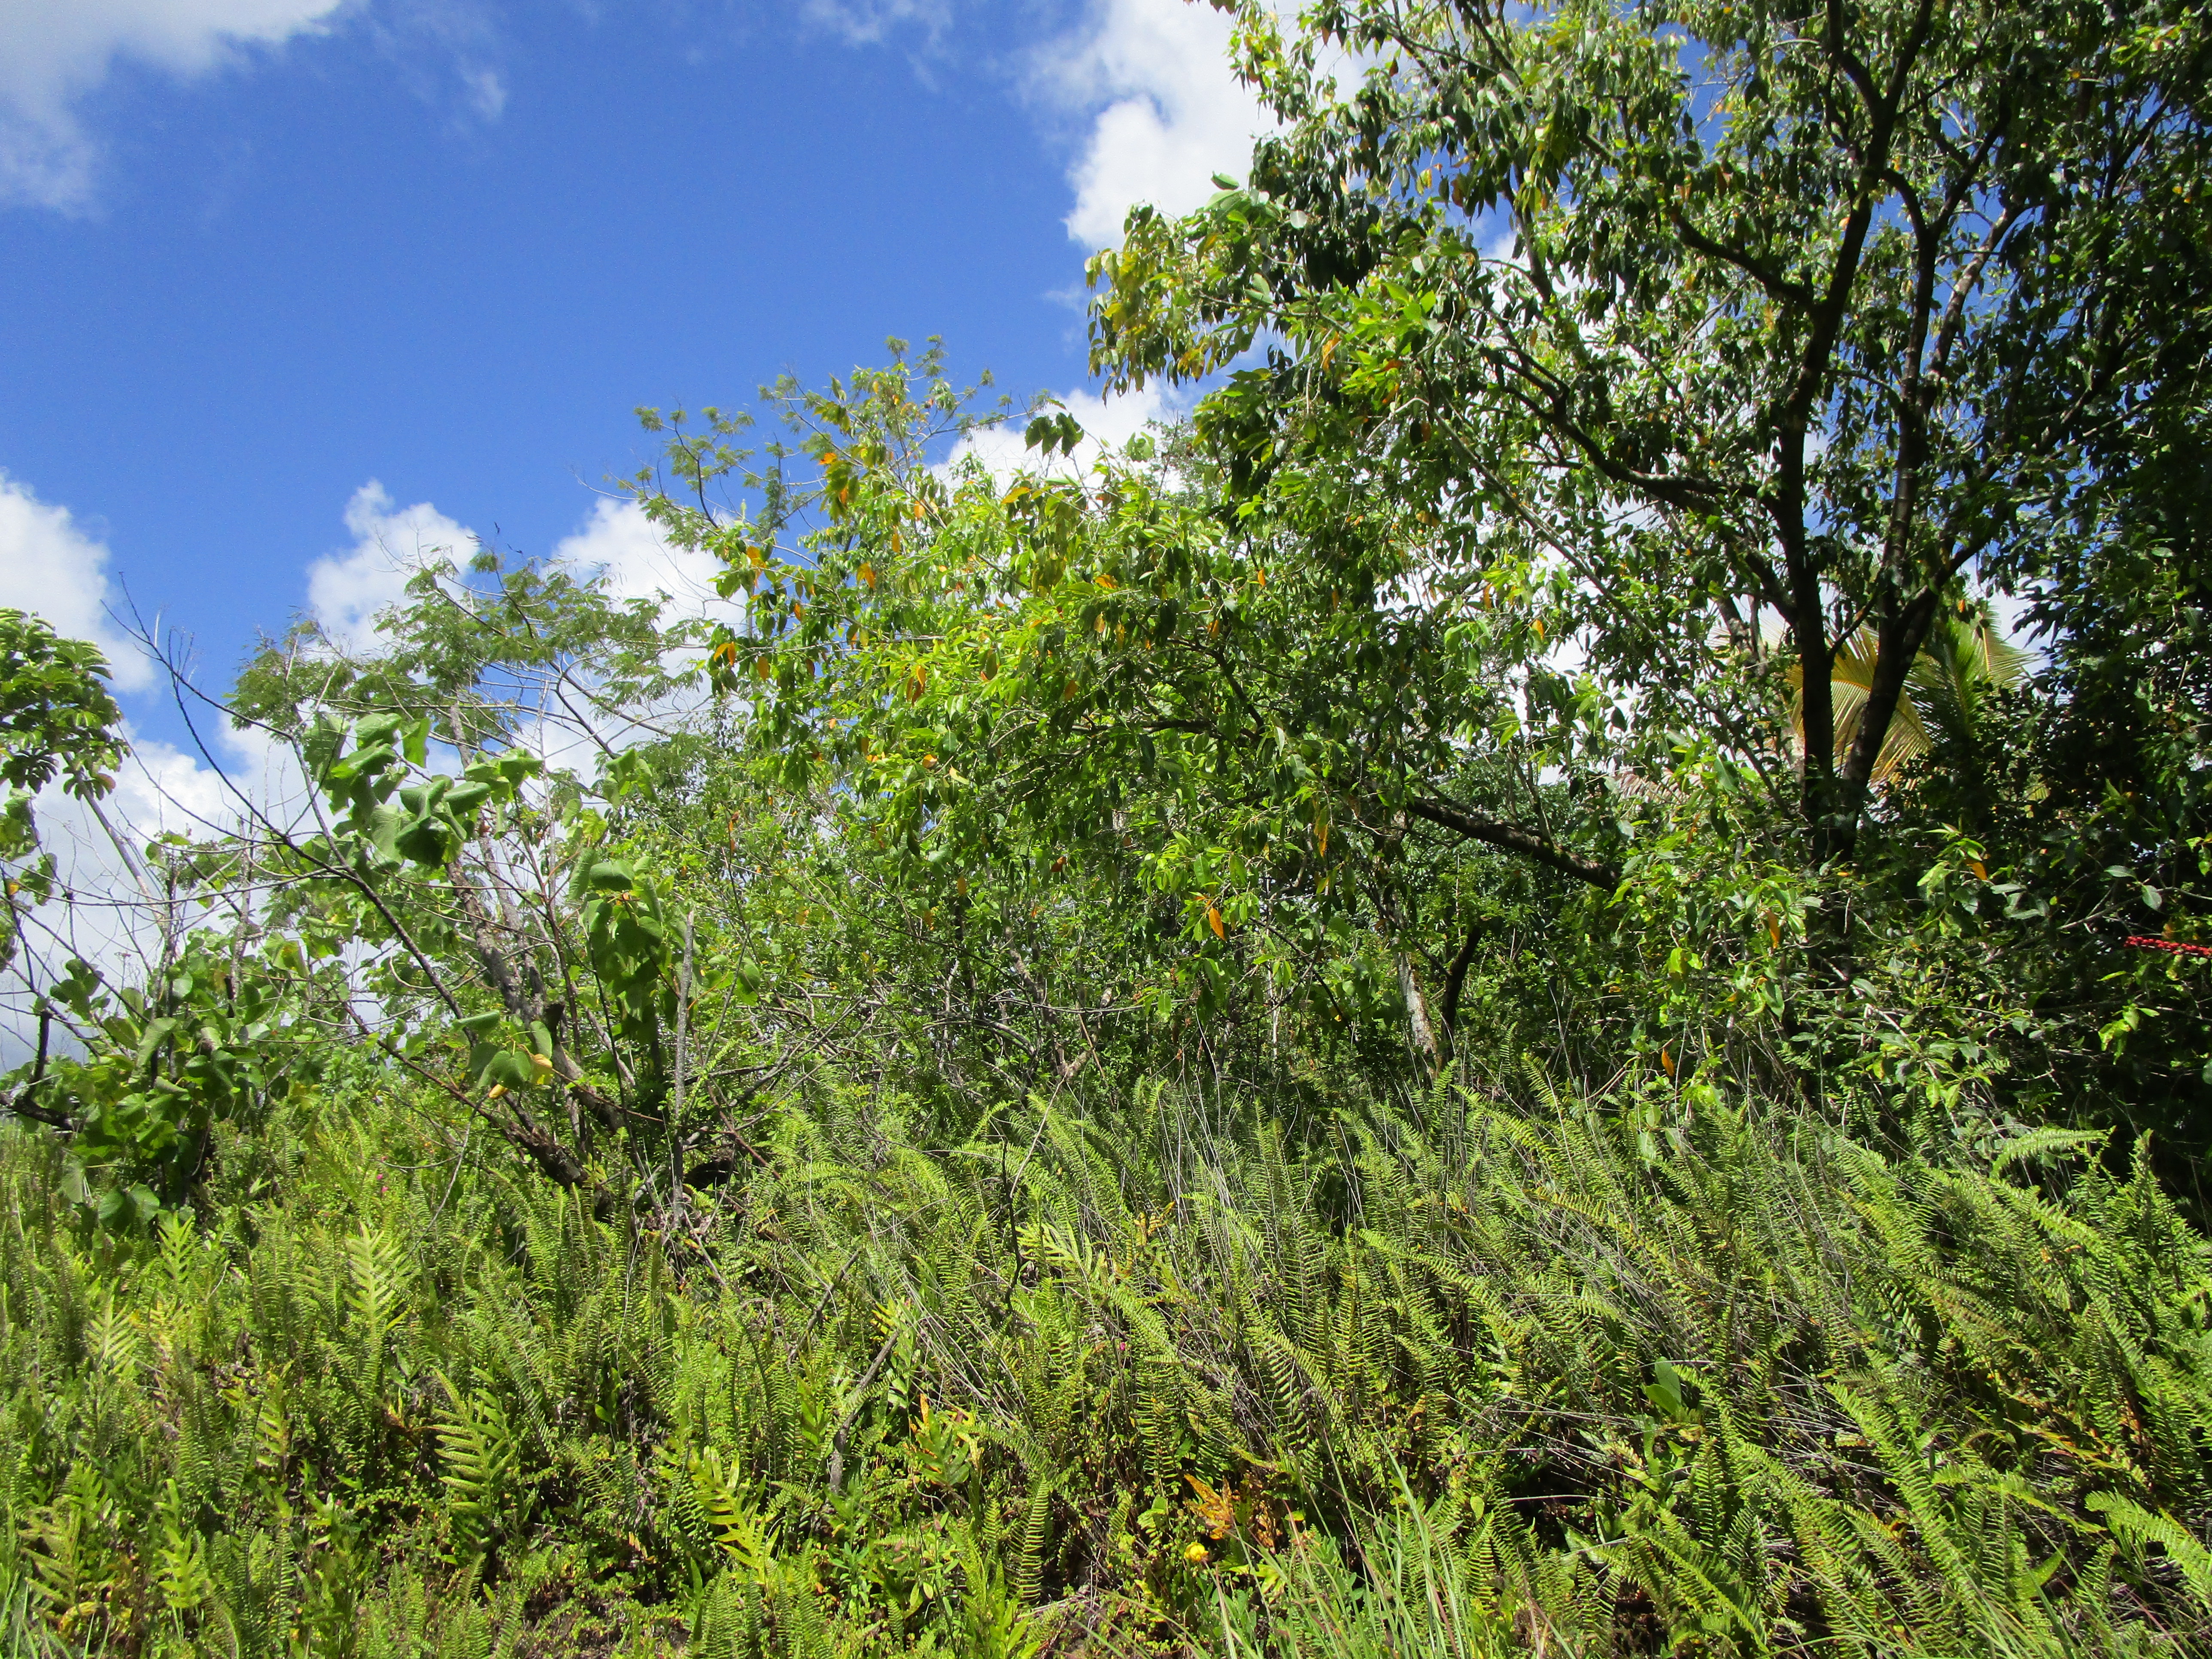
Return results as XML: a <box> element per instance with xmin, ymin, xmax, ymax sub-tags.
<box><xmin>0</xmin><ymin>609</ymin><xmax>123</xmax><ymax>802</ymax></box>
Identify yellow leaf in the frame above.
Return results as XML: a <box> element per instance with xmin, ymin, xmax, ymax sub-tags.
<box><xmin>1969</xmin><ymin>859</ymin><xmax>1989</xmax><ymax>880</ymax></box>
<box><xmin>1185</xmin><ymin>1474</ymin><xmax>1238</xmax><ymax>1539</ymax></box>
<box><xmin>1207</xmin><ymin>906</ymin><xmax>1225</xmax><ymax>940</ymax></box>
<box><xmin>859</xmin><ymin>564</ymin><xmax>876</xmax><ymax>589</ymax></box>
<box><xmin>1659</xmin><ymin>1046</ymin><xmax>1675</xmax><ymax>1078</ymax></box>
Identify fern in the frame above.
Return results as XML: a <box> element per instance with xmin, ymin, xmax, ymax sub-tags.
<box><xmin>4</xmin><ymin>1049</ymin><xmax>2209</xmax><ymax>1654</ymax></box>
<box><xmin>434</xmin><ymin>1373</ymin><xmax>517</xmax><ymax>1568</ymax></box>
<box><xmin>2086</xmin><ymin>1491</ymin><xmax>2212</xmax><ymax>1607</ymax></box>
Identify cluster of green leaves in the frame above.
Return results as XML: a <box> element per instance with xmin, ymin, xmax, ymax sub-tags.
<box><xmin>0</xmin><ymin>609</ymin><xmax>123</xmax><ymax>984</ymax></box>
<box><xmin>304</xmin><ymin>708</ymin><xmax>542</xmax><ymax>872</ymax></box>
<box><xmin>21</xmin><ymin>935</ymin><xmax>334</xmax><ymax>1226</ymax></box>
<box><xmin>0</xmin><ymin>617</ymin><xmax>341</xmax><ymax>1221</ymax></box>
<box><xmin>0</xmin><ymin>610</ymin><xmax>122</xmax><ymax>804</ymax></box>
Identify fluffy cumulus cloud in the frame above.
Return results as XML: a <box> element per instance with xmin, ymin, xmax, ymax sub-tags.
<box><xmin>306</xmin><ymin>480</ymin><xmax>479</xmax><ymax>654</ymax></box>
<box><xmin>551</xmin><ymin>496</ymin><xmax>725</xmax><ymax>615</ymax></box>
<box><xmin>0</xmin><ymin>472</ymin><xmax>154</xmax><ymax>690</ymax></box>
<box><xmin>0</xmin><ymin>0</ymin><xmax>345</xmax><ymax>210</ymax></box>
<box><xmin>308</xmin><ymin>483</ymin><xmax>738</xmax><ymax>660</ymax></box>
<box><xmin>1037</xmin><ymin>0</ymin><xmax>1275</xmax><ymax>248</ymax></box>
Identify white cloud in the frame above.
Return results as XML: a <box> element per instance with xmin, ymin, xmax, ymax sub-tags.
<box><xmin>945</xmin><ymin>381</ymin><xmax>1179</xmax><ymax>482</ymax></box>
<box><xmin>547</xmin><ymin>497</ymin><xmax>739</xmax><ymax>755</ymax></box>
<box><xmin>460</xmin><ymin>64</ymin><xmax>506</xmax><ymax>122</ymax></box>
<box><xmin>552</xmin><ymin>496</ymin><xmax>725</xmax><ymax>615</ymax></box>
<box><xmin>802</xmin><ymin>0</ymin><xmax>953</xmax><ymax>47</ymax></box>
<box><xmin>310</xmin><ymin>487</ymin><xmax>738</xmax><ymax>659</ymax></box>
<box><xmin>307</xmin><ymin>480</ymin><xmax>478</xmax><ymax>653</ymax></box>
<box><xmin>0</xmin><ymin>0</ymin><xmax>344</xmax><ymax>211</ymax></box>
<box><xmin>1037</xmin><ymin>0</ymin><xmax>1275</xmax><ymax>248</ymax></box>
<box><xmin>0</xmin><ymin>471</ymin><xmax>154</xmax><ymax>690</ymax></box>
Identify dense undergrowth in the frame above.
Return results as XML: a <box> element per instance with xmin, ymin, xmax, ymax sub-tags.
<box><xmin>6</xmin><ymin>1056</ymin><xmax>2210</xmax><ymax>1656</ymax></box>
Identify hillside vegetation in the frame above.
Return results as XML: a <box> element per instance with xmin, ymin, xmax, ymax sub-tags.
<box><xmin>5</xmin><ymin>0</ymin><xmax>2212</xmax><ymax>1654</ymax></box>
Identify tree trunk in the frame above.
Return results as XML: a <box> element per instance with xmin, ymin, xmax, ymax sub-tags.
<box><xmin>1398</xmin><ymin>952</ymin><xmax>1440</xmax><ymax>1077</ymax></box>
<box><xmin>1437</xmin><ymin>918</ymin><xmax>1485</xmax><ymax>1064</ymax></box>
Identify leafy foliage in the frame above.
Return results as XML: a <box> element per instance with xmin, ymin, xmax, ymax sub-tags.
<box><xmin>0</xmin><ymin>609</ymin><xmax>123</xmax><ymax>1006</ymax></box>
<box><xmin>0</xmin><ymin>609</ymin><xmax>122</xmax><ymax>803</ymax></box>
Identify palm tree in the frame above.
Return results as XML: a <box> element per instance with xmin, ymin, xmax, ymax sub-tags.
<box><xmin>1790</xmin><ymin>606</ymin><xmax>2034</xmax><ymax>784</ymax></box>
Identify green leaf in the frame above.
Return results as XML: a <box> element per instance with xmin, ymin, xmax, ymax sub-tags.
<box><xmin>355</xmin><ymin>713</ymin><xmax>404</xmax><ymax>749</ymax></box>
<box><xmin>587</xmin><ymin>860</ymin><xmax>635</xmax><ymax>893</ymax></box>
<box><xmin>482</xmin><ymin>1050</ymin><xmax>542</xmax><ymax>1091</ymax></box>
<box><xmin>365</xmin><ymin>804</ymin><xmax>404</xmax><ymax>861</ymax></box>
<box><xmin>444</xmin><ymin>781</ymin><xmax>494</xmax><ymax>814</ymax></box>
<box><xmin>395</xmin><ymin>817</ymin><xmax>455</xmax><ymax>866</ymax></box>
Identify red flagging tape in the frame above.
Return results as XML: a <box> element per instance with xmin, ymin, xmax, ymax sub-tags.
<box><xmin>2126</xmin><ymin>936</ymin><xmax>2212</xmax><ymax>958</ymax></box>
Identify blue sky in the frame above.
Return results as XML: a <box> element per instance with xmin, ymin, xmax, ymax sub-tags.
<box><xmin>0</xmin><ymin>0</ymin><xmax>1259</xmax><ymax>757</ymax></box>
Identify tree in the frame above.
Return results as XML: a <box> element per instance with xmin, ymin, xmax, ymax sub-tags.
<box><xmin>1088</xmin><ymin>0</ymin><xmax>2212</xmax><ymax>868</ymax></box>
<box><xmin>648</xmin><ymin>0</ymin><xmax>2212</xmax><ymax>1125</ymax></box>
<box><xmin>1790</xmin><ymin>606</ymin><xmax>2031</xmax><ymax>788</ymax></box>
<box><xmin>224</xmin><ymin>551</ymin><xmax>715</xmax><ymax>1196</ymax></box>
<box><xmin>1</xmin><ymin>606</ymin><xmax>123</xmax><ymax>948</ymax></box>
<box><xmin>656</xmin><ymin>350</ymin><xmax>1626</xmax><ymax>1079</ymax></box>
<box><xmin>0</xmin><ymin>609</ymin><xmax>124</xmax><ymax>1121</ymax></box>
<box><xmin>0</xmin><ymin>608</ymin><xmax>122</xmax><ymax>804</ymax></box>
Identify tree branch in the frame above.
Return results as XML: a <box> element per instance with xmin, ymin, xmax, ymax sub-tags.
<box><xmin>1403</xmin><ymin>796</ymin><xmax>1618</xmax><ymax>890</ymax></box>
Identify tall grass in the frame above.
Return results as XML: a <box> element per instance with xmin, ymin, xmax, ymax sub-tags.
<box><xmin>3</xmin><ymin>1054</ymin><xmax>2207</xmax><ymax>1654</ymax></box>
